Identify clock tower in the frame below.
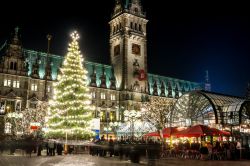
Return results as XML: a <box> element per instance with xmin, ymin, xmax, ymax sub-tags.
<box><xmin>109</xmin><ymin>0</ymin><xmax>148</xmax><ymax>97</ymax></box>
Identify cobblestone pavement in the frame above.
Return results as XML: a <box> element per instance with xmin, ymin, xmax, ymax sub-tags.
<box><xmin>0</xmin><ymin>154</ymin><xmax>250</xmax><ymax>166</ymax></box>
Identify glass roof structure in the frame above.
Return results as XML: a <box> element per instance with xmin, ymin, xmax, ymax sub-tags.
<box><xmin>172</xmin><ymin>90</ymin><xmax>250</xmax><ymax>128</ymax></box>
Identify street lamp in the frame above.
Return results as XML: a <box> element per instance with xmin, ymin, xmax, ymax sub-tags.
<box><xmin>109</xmin><ymin>121</ymin><xmax>122</xmax><ymax>138</ymax></box>
<box><xmin>124</xmin><ymin>110</ymin><xmax>141</xmax><ymax>139</ymax></box>
<box><xmin>0</xmin><ymin>104</ymin><xmax>6</xmax><ymax>138</ymax></box>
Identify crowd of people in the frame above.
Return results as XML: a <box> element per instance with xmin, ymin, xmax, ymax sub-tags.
<box><xmin>89</xmin><ymin>135</ymin><xmax>161</xmax><ymax>163</ymax></box>
<box><xmin>1</xmin><ymin>135</ymin><xmax>250</xmax><ymax>163</ymax></box>
<box><xmin>162</xmin><ymin>140</ymin><xmax>250</xmax><ymax>160</ymax></box>
<box><xmin>0</xmin><ymin>135</ymin><xmax>64</xmax><ymax>157</ymax></box>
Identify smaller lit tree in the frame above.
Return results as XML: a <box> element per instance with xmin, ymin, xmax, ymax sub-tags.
<box><xmin>141</xmin><ymin>97</ymin><xmax>175</xmax><ymax>141</ymax></box>
<box><xmin>22</xmin><ymin>102</ymin><xmax>48</xmax><ymax>136</ymax></box>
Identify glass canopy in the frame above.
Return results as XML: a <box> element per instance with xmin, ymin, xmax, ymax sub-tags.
<box><xmin>172</xmin><ymin>90</ymin><xmax>250</xmax><ymax>129</ymax></box>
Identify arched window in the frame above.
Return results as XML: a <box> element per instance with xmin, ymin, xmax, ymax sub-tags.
<box><xmin>14</xmin><ymin>62</ymin><xmax>17</xmax><ymax>70</ymax></box>
<box><xmin>135</xmin><ymin>23</ymin><xmax>138</xmax><ymax>30</ymax></box>
<box><xmin>130</xmin><ymin>22</ymin><xmax>133</xmax><ymax>29</ymax></box>
<box><xmin>10</xmin><ymin>62</ymin><xmax>14</xmax><ymax>70</ymax></box>
<box><xmin>134</xmin><ymin>8</ymin><xmax>138</xmax><ymax>14</ymax></box>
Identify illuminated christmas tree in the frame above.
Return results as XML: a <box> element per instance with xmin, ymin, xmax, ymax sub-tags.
<box><xmin>45</xmin><ymin>31</ymin><xmax>94</xmax><ymax>140</ymax></box>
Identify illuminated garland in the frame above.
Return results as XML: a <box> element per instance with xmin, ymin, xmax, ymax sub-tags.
<box><xmin>45</xmin><ymin>31</ymin><xmax>94</xmax><ymax>140</ymax></box>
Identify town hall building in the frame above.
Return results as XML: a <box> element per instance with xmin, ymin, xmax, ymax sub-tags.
<box><xmin>0</xmin><ymin>0</ymin><xmax>201</xmax><ymax>137</ymax></box>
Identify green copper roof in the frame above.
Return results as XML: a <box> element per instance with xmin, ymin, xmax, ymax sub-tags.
<box><xmin>24</xmin><ymin>49</ymin><xmax>63</xmax><ymax>80</ymax></box>
<box><xmin>148</xmin><ymin>73</ymin><xmax>201</xmax><ymax>97</ymax></box>
<box><xmin>23</xmin><ymin>49</ymin><xmax>201</xmax><ymax>95</ymax></box>
<box><xmin>23</xmin><ymin>49</ymin><xmax>114</xmax><ymax>88</ymax></box>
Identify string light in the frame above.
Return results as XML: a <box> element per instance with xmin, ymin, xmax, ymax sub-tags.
<box><xmin>45</xmin><ymin>31</ymin><xmax>94</xmax><ymax>139</ymax></box>
<box><xmin>141</xmin><ymin>97</ymin><xmax>175</xmax><ymax>131</ymax></box>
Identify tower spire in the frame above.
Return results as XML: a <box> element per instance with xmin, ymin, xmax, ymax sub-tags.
<box><xmin>11</xmin><ymin>26</ymin><xmax>21</xmax><ymax>45</ymax></box>
<box><xmin>43</xmin><ymin>34</ymin><xmax>52</xmax><ymax>100</ymax></box>
<box><xmin>132</xmin><ymin>0</ymin><xmax>140</xmax><ymax>5</ymax></box>
<box><xmin>204</xmin><ymin>70</ymin><xmax>211</xmax><ymax>91</ymax></box>
<box><xmin>14</xmin><ymin>27</ymin><xmax>19</xmax><ymax>38</ymax></box>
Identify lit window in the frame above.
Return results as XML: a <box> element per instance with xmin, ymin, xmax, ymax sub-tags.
<box><xmin>5</xmin><ymin>122</ymin><xmax>11</xmax><ymax>134</ymax></box>
<box><xmin>47</xmin><ymin>86</ymin><xmax>51</xmax><ymax>93</ymax></box>
<box><xmin>4</xmin><ymin>79</ymin><xmax>11</xmax><ymax>87</ymax></box>
<box><xmin>101</xmin><ymin>93</ymin><xmax>106</xmax><ymax>100</ymax></box>
<box><xmin>31</xmin><ymin>84</ymin><xmax>38</xmax><ymax>91</ymax></box>
<box><xmin>8</xmin><ymin>80</ymin><xmax>11</xmax><ymax>87</ymax></box>
<box><xmin>111</xmin><ymin>94</ymin><xmax>116</xmax><ymax>101</ymax></box>
<box><xmin>4</xmin><ymin>80</ymin><xmax>7</xmax><ymax>86</ymax></box>
<box><xmin>13</xmin><ymin>81</ymin><xmax>20</xmax><ymax>88</ymax></box>
<box><xmin>92</xmin><ymin>92</ymin><xmax>96</xmax><ymax>99</ymax></box>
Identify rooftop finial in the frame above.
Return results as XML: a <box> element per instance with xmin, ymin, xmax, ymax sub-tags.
<box><xmin>15</xmin><ymin>26</ymin><xmax>19</xmax><ymax>36</ymax></box>
<box><xmin>205</xmin><ymin>70</ymin><xmax>211</xmax><ymax>91</ymax></box>
<box><xmin>132</xmin><ymin>0</ymin><xmax>140</xmax><ymax>4</ymax></box>
<box><xmin>11</xmin><ymin>26</ymin><xmax>21</xmax><ymax>45</ymax></box>
<box><xmin>205</xmin><ymin>70</ymin><xmax>209</xmax><ymax>83</ymax></box>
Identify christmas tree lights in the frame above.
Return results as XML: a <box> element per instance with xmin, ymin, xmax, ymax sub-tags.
<box><xmin>45</xmin><ymin>31</ymin><xmax>94</xmax><ymax>140</ymax></box>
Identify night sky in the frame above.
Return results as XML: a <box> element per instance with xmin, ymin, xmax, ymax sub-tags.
<box><xmin>0</xmin><ymin>1</ymin><xmax>249</xmax><ymax>97</ymax></box>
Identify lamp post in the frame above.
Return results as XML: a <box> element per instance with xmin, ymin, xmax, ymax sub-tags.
<box><xmin>229</xmin><ymin>112</ymin><xmax>234</xmax><ymax>141</ymax></box>
<box><xmin>0</xmin><ymin>104</ymin><xmax>6</xmax><ymax>138</ymax></box>
<box><xmin>109</xmin><ymin>121</ymin><xmax>122</xmax><ymax>138</ymax></box>
<box><xmin>124</xmin><ymin>110</ymin><xmax>141</xmax><ymax>139</ymax></box>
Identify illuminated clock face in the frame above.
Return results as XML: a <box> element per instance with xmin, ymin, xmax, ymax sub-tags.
<box><xmin>132</xmin><ymin>44</ymin><xmax>140</xmax><ymax>55</ymax></box>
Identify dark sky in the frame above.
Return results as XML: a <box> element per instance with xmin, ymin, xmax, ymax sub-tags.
<box><xmin>0</xmin><ymin>1</ymin><xmax>249</xmax><ymax>97</ymax></box>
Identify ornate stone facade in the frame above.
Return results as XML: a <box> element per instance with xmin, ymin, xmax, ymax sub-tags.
<box><xmin>0</xmin><ymin>0</ymin><xmax>201</xmax><ymax>137</ymax></box>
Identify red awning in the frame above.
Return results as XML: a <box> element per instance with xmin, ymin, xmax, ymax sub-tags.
<box><xmin>162</xmin><ymin>127</ymin><xmax>179</xmax><ymax>137</ymax></box>
<box><xmin>173</xmin><ymin>125</ymin><xmax>214</xmax><ymax>137</ymax></box>
<box><xmin>144</xmin><ymin>131</ymin><xmax>160</xmax><ymax>137</ymax></box>
<box><xmin>173</xmin><ymin>125</ymin><xmax>231</xmax><ymax>137</ymax></box>
<box><xmin>219</xmin><ymin>130</ymin><xmax>231</xmax><ymax>136</ymax></box>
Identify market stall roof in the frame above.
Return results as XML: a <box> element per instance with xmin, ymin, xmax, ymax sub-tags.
<box><xmin>172</xmin><ymin>125</ymin><xmax>230</xmax><ymax>137</ymax></box>
<box><xmin>144</xmin><ymin>127</ymin><xmax>179</xmax><ymax>138</ymax></box>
